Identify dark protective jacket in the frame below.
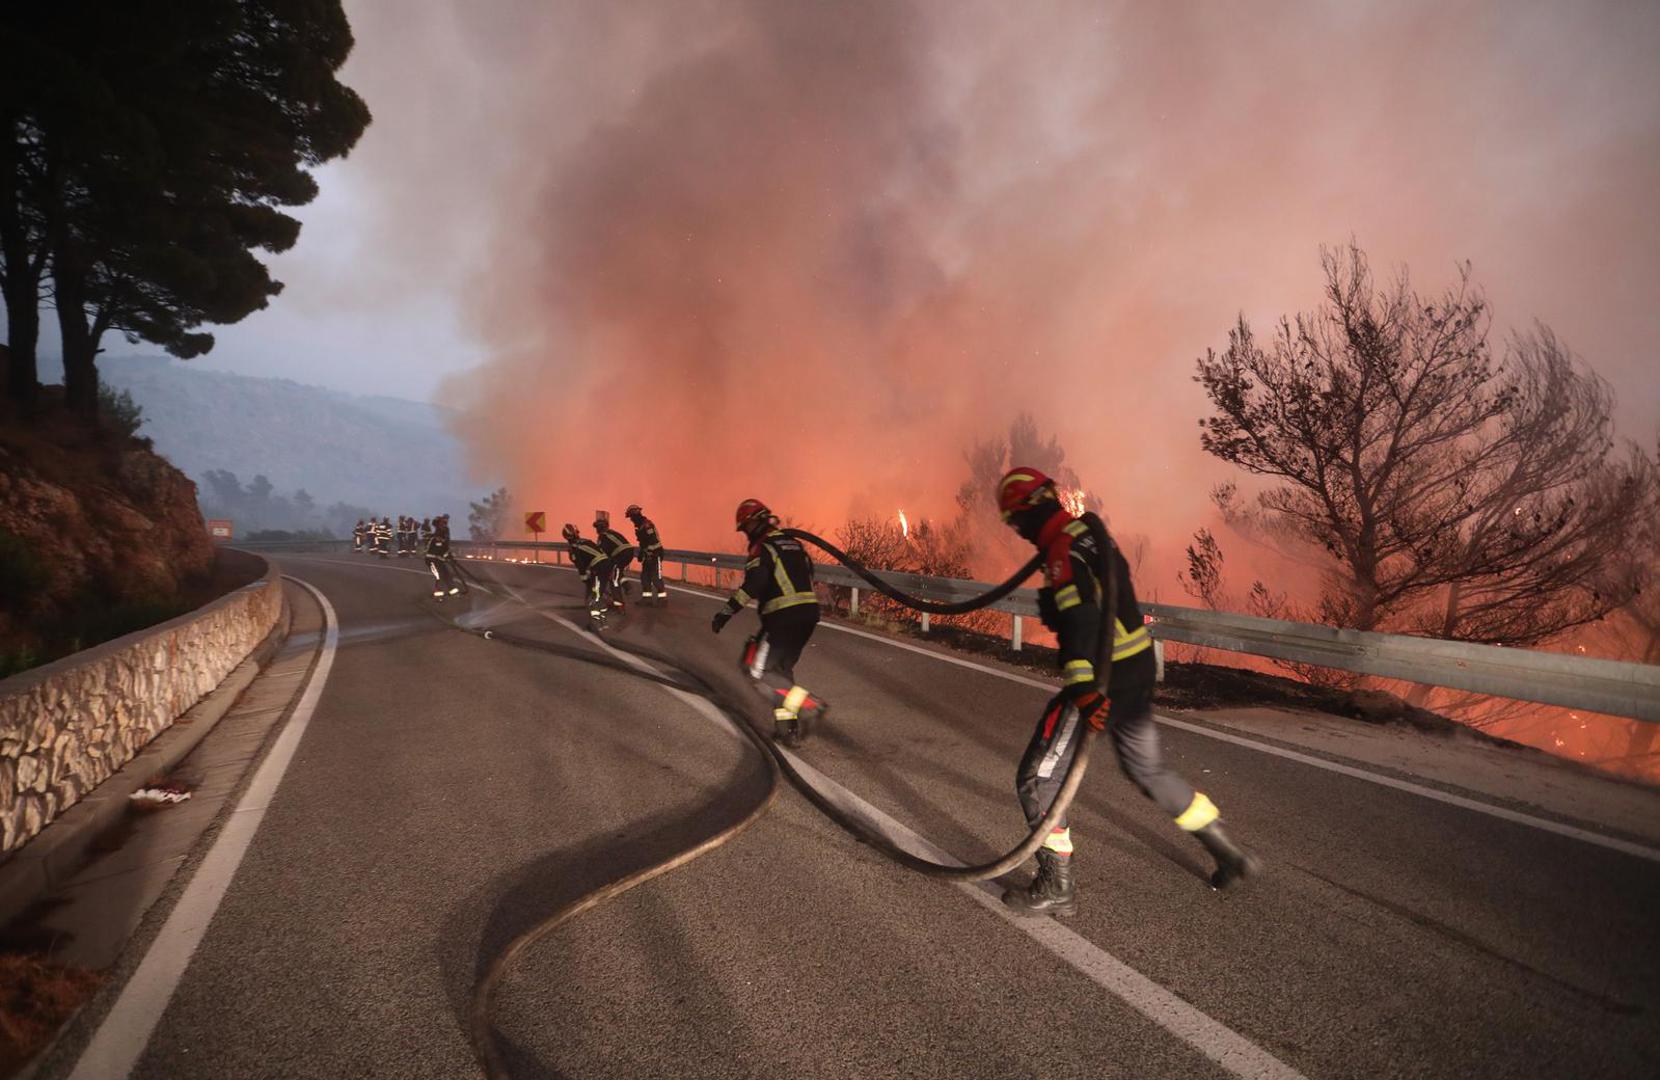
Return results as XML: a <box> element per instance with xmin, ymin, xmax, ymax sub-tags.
<box><xmin>631</xmin><ymin>516</ymin><xmax>663</xmax><ymax>554</ymax></box>
<box><xmin>719</xmin><ymin>529</ymin><xmax>818</xmax><ymax>619</ymax></box>
<box><xmin>1034</xmin><ymin>509</ymin><xmax>1153</xmax><ymax>694</ymax></box>
<box><xmin>425</xmin><ymin>524</ymin><xmax>451</xmax><ymax>559</ymax></box>
<box><xmin>596</xmin><ymin>526</ymin><xmax>637</xmax><ymax>562</ymax></box>
<box><xmin>567</xmin><ymin>537</ymin><xmax>607</xmax><ymax>577</ymax></box>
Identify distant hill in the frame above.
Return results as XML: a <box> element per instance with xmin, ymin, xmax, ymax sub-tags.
<box><xmin>38</xmin><ymin>354</ymin><xmax>489</xmax><ymax>532</ymax></box>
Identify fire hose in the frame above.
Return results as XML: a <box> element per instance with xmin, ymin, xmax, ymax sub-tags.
<box><xmin>438</xmin><ymin>515</ymin><xmax>1120</xmax><ymax>1077</ymax></box>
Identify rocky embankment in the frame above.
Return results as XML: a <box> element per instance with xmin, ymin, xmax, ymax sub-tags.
<box><xmin>0</xmin><ymin>410</ymin><xmax>215</xmax><ymax>674</ymax></box>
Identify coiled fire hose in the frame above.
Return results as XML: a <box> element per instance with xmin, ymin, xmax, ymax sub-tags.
<box><xmin>773</xmin><ymin>516</ymin><xmax>1118</xmax><ymax>881</ymax></box>
<box><xmin>441</xmin><ymin>514</ymin><xmax>1121</xmax><ymax>1077</ymax></box>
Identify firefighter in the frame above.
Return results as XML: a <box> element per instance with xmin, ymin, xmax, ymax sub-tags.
<box><xmin>373</xmin><ymin>516</ymin><xmax>394</xmax><ymax>558</ymax></box>
<box><xmin>995</xmin><ymin>467</ymin><xmax>1258</xmax><ymax>917</ymax></box>
<box><xmin>419</xmin><ymin>517</ymin><xmax>433</xmax><ymax>552</ymax></box>
<box><xmin>710</xmin><ymin>499</ymin><xmax>826</xmax><ymax>746</ymax></box>
<box><xmin>425</xmin><ymin>514</ymin><xmax>461</xmax><ymax>599</ymax></box>
<box><xmin>625</xmin><ymin>504</ymin><xmax>667</xmax><ymax>602</ymax></box>
<box><xmin>352</xmin><ymin>519</ymin><xmax>367</xmax><ymax>554</ymax></box>
<box><xmin>562</xmin><ymin>523</ymin><xmax>612</xmax><ymax>626</ymax></box>
<box><xmin>397</xmin><ymin>515</ymin><xmax>413</xmax><ymax>556</ymax></box>
<box><xmin>593</xmin><ymin>510</ymin><xmax>637</xmax><ymax>610</ymax></box>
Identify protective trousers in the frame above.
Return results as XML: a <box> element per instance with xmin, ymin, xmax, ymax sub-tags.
<box><xmin>585</xmin><ymin>559</ymin><xmax>614</xmax><ymax>615</ymax></box>
<box><xmin>605</xmin><ymin>554</ymin><xmax>633</xmax><ymax>605</ymax></box>
<box><xmin>640</xmin><ymin>549</ymin><xmax>665</xmax><ymax>597</ymax></box>
<box><xmin>743</xmin><ymin>606</ymin><xmax>821</xmax><ymax>718</ymax></box>
<box><xmin>1015</xmin><ymin>680</ymin><xmax>1197</xmax><ymax>839</ymax></box>
<box><xmin>427</xmin><ymin>555</ymin><xmax>456</xmax><ymax>595</ymax></box>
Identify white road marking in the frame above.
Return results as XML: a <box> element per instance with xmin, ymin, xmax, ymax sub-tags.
<box><xmin>282</xmin><ymin>560</ymin><xmax>1660</xmax><ymax>869</ymax></box>
<box><xmin>289</xmin><ymin>554</ymin><xmax>1660</xmax><ymax>863</ymax></box>
<box><xmin>1153</xmin><ymin>715</ymin><xmax>1660</xmax><ymax>865</ymax></box>
<box><xmin>69</xmin><ymin>577</ymin><xmax>340</xmax><ymax>1080</ymax></box>
<box><xmin>659</xmin><ymin>581</ymin><xmax>1660</xmax><ymax>864</ymax></box>
<box><xmin>492</xmin><ymin>578</ymin><xmax>1306</xmax><ymax>1080</ymax></box>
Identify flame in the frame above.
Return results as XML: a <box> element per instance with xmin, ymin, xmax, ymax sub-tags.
<box><xmin>1060</xmin><ymin>488</ymin><xmax>1088</xmax><ymax>517</ymax></box>
<box><xmin>897</xmin><ymin>508</ymin><xmax>910</xmax><ymax>539</ymax></box>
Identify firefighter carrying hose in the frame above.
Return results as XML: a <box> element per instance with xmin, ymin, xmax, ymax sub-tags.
<box><xmin>425</xmin><ymin>514</ymin><xmax>461</xmax><ymax>599</ymax></box>
<box><xmin>710</xmin><ymin>499</ymin><xmax>827</xmax><ymax>746</ymax></box>
<box><xmin>626</xmin><ymin>504</ymin><xmax>667</xmax><ymax>603</ymax></box>
<box><xmin>997</xmin><ymin>467</ymin><xmax>1258</xmax><ymax>917</ymax></box>
<box><xmin>563</xmin><ymin>523</ymin><xmax>611</xmax><ymax>626</ymax></box>
<box><xmin>594</xmin><ymin>511</ymin><xmax>637</xmax><ymax>610</ymax></box>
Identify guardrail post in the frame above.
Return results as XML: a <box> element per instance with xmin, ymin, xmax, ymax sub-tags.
<box><xmin>1012</xmin><ymin>615</ymin><xmax>1023</xmax><ymax>652</ymax></box>
<box><xmin>850</xmin><ymin>587</ymin><xmax>859</xmax><ymax>616</ymax></box>
<box><xmin>920</xmin><ymin>611</ymin><xmax>930</xmax><ymax>634</ymax></box>
<box><xmin>1154</xmin><ymin>639</ymin><xmax>1165</xmax><ymax>683</ymax></box>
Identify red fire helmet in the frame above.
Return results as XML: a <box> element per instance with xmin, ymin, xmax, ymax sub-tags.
<box><xmin>735</xmin><ymin>498</ymin><xmax>772</xmax><ymax>532</ymax></box>
<box><xmin>997</xmin><ymin>467</ymin><xmax>1057</xmax><ymax>521</ymax></box>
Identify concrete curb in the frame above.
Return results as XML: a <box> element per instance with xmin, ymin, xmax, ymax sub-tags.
<box><xmin>0</xmin><ymin>589</ymin><xmax>293</xmax><ymax>932</ymax></box>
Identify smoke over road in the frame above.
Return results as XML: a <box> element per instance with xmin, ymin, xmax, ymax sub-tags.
<box><xmin>332</xmin><ymin>0</ymin><xmax>1660</xmax><ymax>577</ymax></box>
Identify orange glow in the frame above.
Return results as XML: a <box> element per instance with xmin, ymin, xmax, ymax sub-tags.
<box><xmin>898</xmin><ymin>508</ymin><xmax>910</xmax><ymax>539</ymax></box>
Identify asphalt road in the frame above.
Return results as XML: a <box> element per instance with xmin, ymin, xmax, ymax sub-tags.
<box><xmin>47</xmin><ymin>553</ymin><xmax>1660</xmax><ymax>1079</ymax></box>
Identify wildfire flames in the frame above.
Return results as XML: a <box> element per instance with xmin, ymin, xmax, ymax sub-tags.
<box><xmin>1060</xmin><ymin>488</ymin><xmax>1088</xmax><ymax>517</ymax></box>
<box><xmin>898</xmin><ymin>508</ymin><xmax>910</xmax><ymax>539</ymax></box>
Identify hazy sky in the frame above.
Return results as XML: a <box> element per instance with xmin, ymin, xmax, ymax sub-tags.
<box><xmin>117</xmin><ymin>1</ymin><xmax>1660</xmax><ymax>563</ymax></box>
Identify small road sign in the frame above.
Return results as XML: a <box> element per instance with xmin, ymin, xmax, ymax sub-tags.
<box><xmin>524</xmin><ymin>511</ymin><xmax>546</xmax><ymax>533</ymax></box>
<box><xmin>207</xmin><ymin>519</ymin><xmax>234</xmax><ymax>541</ymax></box>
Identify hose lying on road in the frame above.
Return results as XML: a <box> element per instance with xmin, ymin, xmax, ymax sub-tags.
<box><xmin>463</xmin><ymin>510</ymin><xmax>1120</xmax><ymax>885</ymax></box>
<box><xmin>418</xmin><ymin>607</ymin><xmax>781</xmax><ymax>1080</ymax></box>
<box><xmin>437</xmin><ymin>518</ymin><xmax>1119</xmax><ymax>1077</ymax></box>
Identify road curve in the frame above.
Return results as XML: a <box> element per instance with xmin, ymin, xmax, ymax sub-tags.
<box><xmin>47</xmin><ymin>553</ymin><xmax>1660</xmax><ymax>1080</ymax></box>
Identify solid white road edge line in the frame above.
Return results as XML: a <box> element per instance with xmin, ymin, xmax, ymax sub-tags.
<box><xmin>67</xmin><ymin>576</ymin><xmax>341</xmax><ymax>1080</ymax></box>
<box><xmin>491</xmin><ymin>578</ymin><xmax>1308</xmax><ymax>1080</ymax></box>
<box><xmin>661</xmin><ymin>583</ymin><xmax>1660</xmax><ymax>865</ymax></box>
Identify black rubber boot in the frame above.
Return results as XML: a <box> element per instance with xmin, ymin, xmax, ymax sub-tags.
<box><xmin>1001</xmin><ymin>850</ymin><xmax>1077</xmax><ymax>918</ymax></box>
<box><xmin>1193</xmin><ymin>822</ymin><xmax>1260</xmax><ymax>889</ymax></box>
<box><xmin>773</xmin><ymin>714</ymin><xmax>805</xmax><ymax>748</ymax></box>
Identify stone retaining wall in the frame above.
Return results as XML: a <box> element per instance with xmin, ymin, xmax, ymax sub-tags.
<box><xmin>0</xmin><ymin>550</ymin><xmax>284</xmax><ymax>853</ymax></box>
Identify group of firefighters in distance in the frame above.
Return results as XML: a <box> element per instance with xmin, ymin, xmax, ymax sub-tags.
<box><xmin>350</xmin><ymin>514</ymin><xmax>467</xmax><ymax>599</ymax></box>
<box><xmin>351</xmin><ymin>515</ymin><xmax>438</xmax><ymax>559</ymax></box>
<box><xmin>502</xmin><ymin>471</ymin><xmax>1257</xmax><ymax>917</ymax></box>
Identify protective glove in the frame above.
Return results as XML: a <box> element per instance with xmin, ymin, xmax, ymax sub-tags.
<box><xmin>711</xmin><ymin>608</ymin><xmax>733</xmax><ymax>634</ymax></box>
<box><xmin>1052</xmin><ymin>682</ymin><xmax>1109</xmax><ymax>731</ymax></box>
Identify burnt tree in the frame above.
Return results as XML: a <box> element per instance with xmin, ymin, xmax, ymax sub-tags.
<box><xmin>1195</xmin><ymin>242</ymin><xmax>1653</xmax><ymax>645</ymax></box>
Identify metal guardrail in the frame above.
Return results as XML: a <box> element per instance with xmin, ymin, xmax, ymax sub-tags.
<box><xmin>238</xmin><ymin>537</ymin><xmax>1660</xmax><ymax>722</ymax></box>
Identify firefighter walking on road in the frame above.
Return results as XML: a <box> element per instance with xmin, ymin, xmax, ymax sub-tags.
<box><xmin>626</xmin><ymin>504</ymin><xmax>667</xmax><ymax>603</ymax></box>
<box><xmin>996</xmin><ymin>467</ymin><xmax>1258</xmax><ymax>918</ymax></box>
<box><xmin>352</xmin><ymin>519</ymin><xmax>367</xmax><ymax>554</ymax></box>
<box><xmin>594</xmin><ymin>511</ymin><xmax>637</xmax><ymax>610</ymax></box>
<box><xmin>563</xmin><ymin>523</ymin><xmax>612</xmax><ymax>627</ymax></box>
<box><xmin>372</xmin><ymin>516</ymin><xmax>393</xmax><ymax>558</ymax></box>
<box><xmin>425</xmin><ymin>514</ymin><xmax>461</xmax><ymax>599</ymax></box>
<box><xmin>710</xmin><ymin>499</ymin><xmax>827</xmax><ymax>746</ymax></box>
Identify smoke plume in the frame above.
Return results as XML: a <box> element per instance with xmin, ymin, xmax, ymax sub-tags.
<box><xmin>334</xmin><ymin>0</ymin><xmax>1660</xmax><ymax>573</ymax></box>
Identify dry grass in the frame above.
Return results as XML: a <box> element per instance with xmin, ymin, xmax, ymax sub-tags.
<box><xmin>0</xmin><ymin>953</ymin><xmax>103</xmax><ymax>1076</ymax></box>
